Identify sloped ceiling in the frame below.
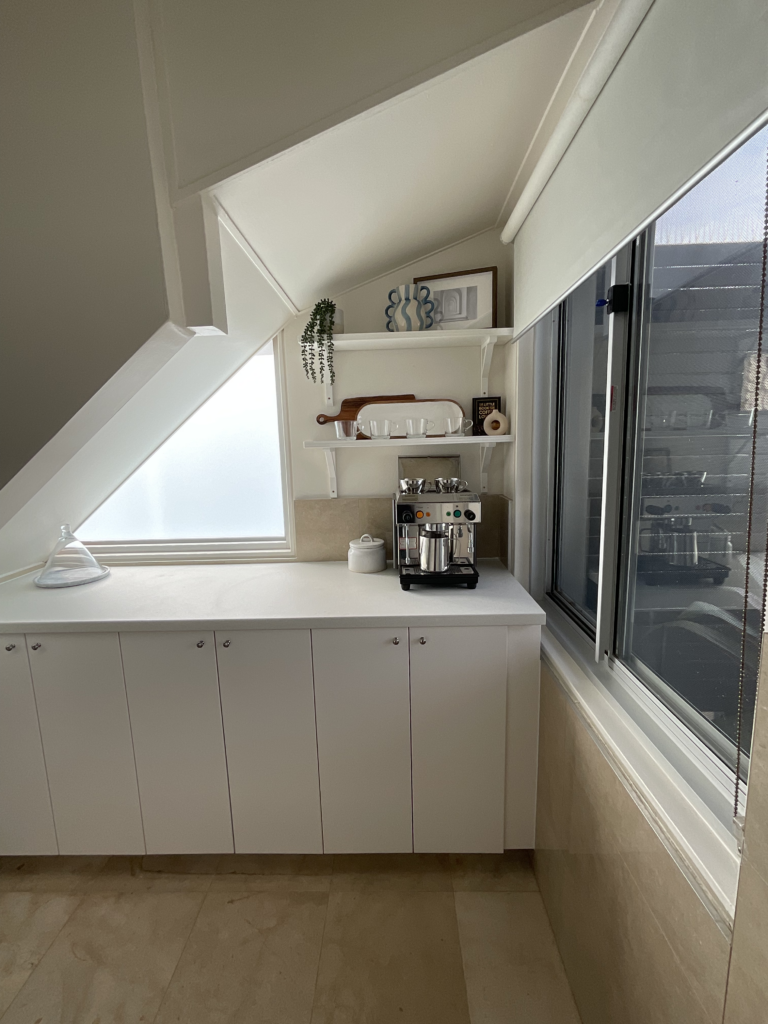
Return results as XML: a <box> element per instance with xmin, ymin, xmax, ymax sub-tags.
<box><xmin>158</xmin><ymin>0</ymin><xmax>594</xmax><ymax>194</ymax></box>
<box><xmin>212</xmin><ymin>5</ymin><xmax>593</xmax><ymax>311</ymax></box>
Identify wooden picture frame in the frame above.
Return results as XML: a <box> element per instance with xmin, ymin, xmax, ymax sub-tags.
<box><xmin>413</xmin><ymin>267</ymin><xmax>498</xmax><ymax>330</ymax></box>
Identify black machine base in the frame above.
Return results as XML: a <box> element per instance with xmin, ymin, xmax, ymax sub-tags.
<box><xmin>399</xmin><ymin>565</ymin><xmax>479</xmax><ymax>590</ymax></box>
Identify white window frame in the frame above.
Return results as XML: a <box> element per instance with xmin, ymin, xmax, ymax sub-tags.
<box><xmin>520</xmin><ymin>290</ymin><xmax>743</xmax><ymax>925</ymax></box>
<box><xmin>82</xmin><ymin>331</ymin><xmax>296</xmax><ymax>565</ymax></box>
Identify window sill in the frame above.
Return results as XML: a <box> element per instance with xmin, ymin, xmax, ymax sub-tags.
<box><xmin>540</xmin><ymin>619</ymin><xmax>740</xmax><ymax>931</ymax></box>
<box><xmin>85</xmin><ymin>543</ymin><xmax>295</xmax><ymax>566</ymax></box>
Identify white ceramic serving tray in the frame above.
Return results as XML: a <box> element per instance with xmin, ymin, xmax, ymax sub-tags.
<box><xmin>357</xmin><ymin>399</ymin><xmax>464</xmax><ymax>437</ymax></box>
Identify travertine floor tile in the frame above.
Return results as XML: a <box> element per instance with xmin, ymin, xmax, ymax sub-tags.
<box><xmin>311</xmin><ymin>891</ymin><xmax>470</xmax><ymax>1024</ymax></box>
<box><xmin>0</xmin><ymin>856</ymin><xmax>109</xmax><ymax>893</ymax></box>
<box><xmin>86</xmin><ymin>855</ymin><xmax>220</xmax><ymax>892</ymax></box>
<box><xmin>455</xmin><ymin>891</ymin><xmax>581</xmax><ymax>1024</ymax></box>
<box><xmin>0</xmin><ymin>891</ymin><xmax>204</xmax><ymax>1024</ymax></box>
<box><xmin>331</xmin><ymin>853</ymin><xmax>452</xmax><ymax>891</ymax></box>
<box><xmin>154</xmin><ymin>890</ymin><xmax>328</xmax><ymax>1024</ymax></box>
<box><xmin>210</xmin><ymin>854</ymin><xmax>333</xmax><ymax>892</ymax></box>
<box><xmin>449</xmin><ymin>851</ymin><xmax>538</xmax><ymax>892</ymax></box>
<box><xmin>0</xmin><ymin>892</ymin><xmax>81</xmax><ymax>1016</ymax></box>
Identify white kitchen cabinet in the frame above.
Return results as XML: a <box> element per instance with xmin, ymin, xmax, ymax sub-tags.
<box><xmin>120</xmin><ymin>631</ymin><xmax>233</xmax><ymax>854</ymax></box>
<box><xmin>503</xmin><ymin>624</ymin><xmax>541</xmax><ymax>849</ymax></box>
<box><xmin>410</xmin><ymin>626</ymin><xmax>508</xmax><ymax>853</ymax></box>
<box><xmin>217</xmin><ymin>629</ymin><xmax>322</xmax><ymax>853</ymax></box>
<box><xmin>312</xmin><ymin>627</ymin><xmax>412</xmax><ymax>852</ymax></box>
<box><xmin>28</xmin><ymin>632</ymin><xmax>144</xmax><ymax>854</ymax></box>
<box><xmin>0</xmin><ymin>636</ymin><xmax>57</xmax><ymax>855</ymax></box>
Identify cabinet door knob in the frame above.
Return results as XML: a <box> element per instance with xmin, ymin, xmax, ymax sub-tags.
<box><xmin>392</xmin><ymin>637</ymin><xmax>400</xmax><ymax>645</ymax></box>
<box><xmin>196</xmin><ymin>640</ymin><xmax>205</xmax><ymax>648</ymax></box>
<box><xmin>222</xmin><ymin>640</ymin><xmax>231</xmax><ymax>648</ymax></box>
<box><xmin>31</xmin><ymin>643</ymin><xmax>41</xmax><ymax>651</ymax></box>
<box><xmin>5</xmin><ymin>644</ymin><xmax>15</xmax><ymax>651</ymax></box>
<box><xmin>418</xmin><ymin>636</ymin><xmax>427</xmax><ymax>645</ymax></box>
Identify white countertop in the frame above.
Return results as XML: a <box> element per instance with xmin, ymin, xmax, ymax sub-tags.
<box><xmin>0</xmin><ymin>559</ymin><xmax>545</xmax><ymax>633</ymax></box>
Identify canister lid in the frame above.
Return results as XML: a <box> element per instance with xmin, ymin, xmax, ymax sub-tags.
<box><xmin>349</xmin><ymin>534</ymin><xmax>385</xmax><ymax>549</ymax></box>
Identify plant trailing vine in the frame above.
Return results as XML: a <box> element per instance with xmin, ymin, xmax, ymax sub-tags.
<box><xmin>300</xmin><ymin>298</ymin><xmax>336</xmax><ymax>384</ymax></box>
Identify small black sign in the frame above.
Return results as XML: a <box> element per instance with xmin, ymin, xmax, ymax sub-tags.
<box><xmin>472</xmin><ymin>397</ymin><xmax>502</xmax><ymax>436</ymax></box>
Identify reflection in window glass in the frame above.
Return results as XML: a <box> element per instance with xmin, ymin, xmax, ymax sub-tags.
<box><xmin>620</xmin><ymin>126</ymin><xmax>768</xmax><ymax>767</ymax></box>
<box><xmin>80</xmin><ymin>344</ymin><xmax>286</xmax><ymax>541</ymax></box>
<box><xmin>551</xmin><ymin>265</ymin><xmax>610</xmax><ymax>630</ymax></box>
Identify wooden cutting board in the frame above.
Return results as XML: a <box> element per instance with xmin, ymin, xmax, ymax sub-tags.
<box><xmin>316</xmin><ymin>395</ymin><xmax>416</xmax><ymax>425</ymax></box>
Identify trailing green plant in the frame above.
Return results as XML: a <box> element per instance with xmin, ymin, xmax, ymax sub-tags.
<box><xmin>300</xmin><ymin>298</ymin><xmax>336</xmax><ymax>384</ymax></box>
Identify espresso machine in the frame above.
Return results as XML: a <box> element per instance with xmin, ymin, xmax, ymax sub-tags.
<box><xmin>394</xmin><ymin>478</ymin><xmax>481</xmax><ymax>590</ymax></box>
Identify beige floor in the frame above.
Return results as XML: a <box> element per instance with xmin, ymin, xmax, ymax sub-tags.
<box><xmin>0</xmin><ymin>852</ymin><xmax>580</xmax><ymax>1024</ymax></box>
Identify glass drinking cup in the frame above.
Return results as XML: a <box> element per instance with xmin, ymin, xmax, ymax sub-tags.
<box><xmin>405</xmin><ymin>418</ymin><xmax>434</xmax><ymax>438</ymax></box>
<box><xmin>444</xmin><ymin>417</ymin><xmax>472</xmax><ymax>436</ymax></box>
<box><xmin>365</xmin><ymin>419</ymin><xmax>396</xmax><ymax>439</ymax></box>
<box><xmin>335</xmin><ymin>420</ymin><xmax>361</xmax><ymax>439</ymax></box>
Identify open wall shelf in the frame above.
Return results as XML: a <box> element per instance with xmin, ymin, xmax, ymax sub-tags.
<box><xmin>303</xmin><ymin>435</ymin><xmax>514</xmax><ymax>498</ymax></box>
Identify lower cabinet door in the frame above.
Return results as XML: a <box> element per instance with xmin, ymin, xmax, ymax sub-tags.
<box><xmin>216</xmin><ymin>629</ymin><xmax>322</xmax><ymax>853</ymax></box>
<box><xmin>410</xmin><ymin>626</ymin><xmax>508</xmax><ymax>853</ymax></box>
<box><xmin>0</xmin><ymin>636</ymin><xmax>57</xmax><ymax>854</ymax></box>
<box><xmin>312</xmin><ymin>627</ymin><xmax>412</xmax><ymax>853</ymax></box>
<box><xmin>28</xmin><ymin>632</ymin><xmax>145</xmax><ymax>854</ymax></box>
<box><xmin>120</xmin><ymin>631</ymin><xmax>233</xmax><ymax>854</ymax></box>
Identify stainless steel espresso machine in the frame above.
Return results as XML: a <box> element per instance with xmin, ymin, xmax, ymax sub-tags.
<box><xmin>394</xmin><ymin>478</ymin><xmax>481</xmax><ymax>590</ymax></box>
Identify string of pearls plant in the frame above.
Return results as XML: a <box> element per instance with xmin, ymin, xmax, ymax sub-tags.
<box><xmin>300</xmin><ymin>298</ymin><xmax>336</xmax><ymax>384</ymax></box>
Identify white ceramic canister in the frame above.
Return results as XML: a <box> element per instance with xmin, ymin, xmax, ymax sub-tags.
<box><xmin>348</xmin><ymin>534</ymin><xmax>386</xmax><ymax>573</ymax></box>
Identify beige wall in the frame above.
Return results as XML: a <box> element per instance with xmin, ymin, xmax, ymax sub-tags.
<box><xmin>535</xmin><ymin>662</ymin><xmax>731</xmax><ymax>1024</ymax></box>
<box><xmin>294</xmin><ymin>494</ymin><xmax>510</xmax><ymax>562</ymax></box>
<box><xmin>723</xmin><ymin>644</ymin><xmax>768</xmax><ymax>1022</ymax></box>
<box><xmin>154</xmin><ymin>0</ymin><xmax>592</xmax><ymax>196</ymax></box>
<box><xmin>0</xmin><ymin>0</ymin><xmax>169</xmax><ymax>489</ymax></box>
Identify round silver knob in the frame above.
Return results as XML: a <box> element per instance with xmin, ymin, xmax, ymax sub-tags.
<box><xmin>31</xmin><ymin>643</ymin><xmax>41</xmax><ymax>651</ymax></box>
<box><xmin>5</xmin><ymin>644</ymin><xmax>15</xmax><ymax>651</ymax></box>
<box><xmin>392</xmin><ymin>638</ymin><xmax>400</xmax><ymax>645</ymax></box>
<box><xmin>418</xmin><ymin>637</ymin><xmax>427</xmax><ymax>645</ymax></box>
<box><xmin>222</xmin><ymin>640</ymin><xmax>231</xmax><ymax>648</ymax></box>
<box><xmin>196</xmin><ymin>640</ymin><xmax>205</xmax><ymax>648</ymax></box>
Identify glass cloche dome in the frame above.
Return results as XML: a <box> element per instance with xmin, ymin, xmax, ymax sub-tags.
<box><xmin>34</xmin><ymin>524</ymin><xmax>110</xmax><ymax>588</ymax></box>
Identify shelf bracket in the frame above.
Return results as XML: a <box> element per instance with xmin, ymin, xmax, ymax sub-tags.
<box><xmin>323</xmin><ymin>448</ymin><xmax>338</xmax><ymax>498</ymax></box>
<box><xmin>480</xmin><ymin>337</ymin><xmax>496</xmax><ymax>397</ymax></box>
<box><xmin>479</xmin><ymin>443</ymin><xmax>495</xmax><ymax>494</ymax></box>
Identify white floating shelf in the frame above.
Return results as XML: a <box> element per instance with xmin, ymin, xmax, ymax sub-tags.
<box><xmin>304</xmin><ymin>435</ymin><xmax>513</xmax><ymax>449</ymax></box>
<box><xmin>321</xmin><ymin>328</ymin><xmax>515</xmax><ymax>407</ymax></box>
<box><xmin>303</xmin><ymin>435</ymin><xmax>513</xmax><ymax>497</ymax></box>
<box><xmin>331</xmin><ymin>328</ymin><xmax>514</xmax><ymax>351</ymax></box>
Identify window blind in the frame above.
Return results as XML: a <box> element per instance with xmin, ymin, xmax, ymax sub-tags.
<box><xmin>511</xmin><ymin>0</ymin><xmax>768</xmax><ymax>335</ymax></box>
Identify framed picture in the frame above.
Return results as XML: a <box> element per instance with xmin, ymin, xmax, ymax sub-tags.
<box><xmin>472</xmin><ymin>397</ymin><xmax>502</xmax><ymax>436</ymax></box>
<box><xmin>413</xmin><ymin>267</ymin><xmax>497</xmax><ymax>330</ymax></box>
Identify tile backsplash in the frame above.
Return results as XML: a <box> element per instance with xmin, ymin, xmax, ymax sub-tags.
<box><xmin>295</xmin><ymin>495</ymin><xmax>511</xmax><ymax>564</ymax></box>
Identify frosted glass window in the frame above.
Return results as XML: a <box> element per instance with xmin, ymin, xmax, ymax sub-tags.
<box><xmin>80</xmin><ymin>344</ymin><xmax>285</xmax><ymax>541</ymax></box>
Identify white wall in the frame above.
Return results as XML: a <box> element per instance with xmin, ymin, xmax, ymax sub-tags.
<box><xmin>286</xmin><ymin>230</ymin><xmax>514</xmax><ymax>498</ymax></box>
<box><xmin>0</xmin><ymin>0</ymin><xmax>169</xmax><ymax>489</ymax></box>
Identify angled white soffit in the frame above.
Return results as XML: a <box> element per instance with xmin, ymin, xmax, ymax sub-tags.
<box><xmin>0</xmin><ymin>221</ymin><xmax>292</xmax><ymax>576</ymax></box>
<box><xmin>212</xmin><ymin>5</ymin><xmax>594</xmax><ymax>311</ymax></box>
